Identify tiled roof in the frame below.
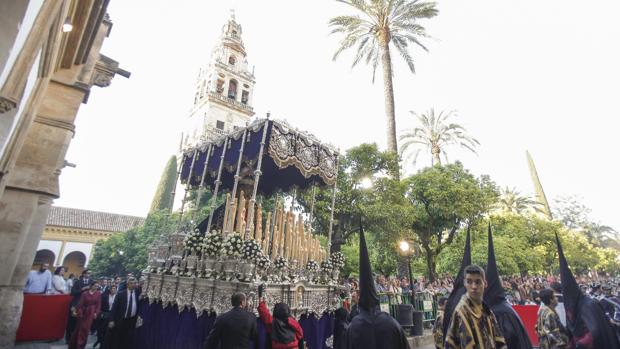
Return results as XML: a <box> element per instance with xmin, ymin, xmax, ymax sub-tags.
<box><xmin>46</xmin><ymin>206</ymin><xmax>145</xmax><ymax>232</ymax></box>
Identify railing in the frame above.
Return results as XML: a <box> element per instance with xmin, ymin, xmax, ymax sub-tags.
<box><xmin>377</xmin><ymin>291</ymin><xmax>438</xmax><ymax>326</ymax></box>
<box><xmin>208</xmin><ymin>91</ymin><xmax>253</xmax><ymax>112</ymax></box>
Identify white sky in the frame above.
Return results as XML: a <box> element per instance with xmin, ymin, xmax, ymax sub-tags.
<box><xmin>56</xmin><ymin>0</ymin><xmax>620</xmax><ymax>231</ymax></box>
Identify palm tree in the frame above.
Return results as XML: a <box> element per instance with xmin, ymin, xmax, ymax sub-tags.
<box><xmin>329</xmin><ymin>0</ymin><xmax>438</xmax><ymax>155</ymax></box>
<box><xmin>496</xmin><ymin>187</ymin><xmax>544</xmax><ymax>215</ymax></box>
<box><xmin>399</xmin><ymin>109</ymin><xmax>479</xmax><ymax>166</ymax></box>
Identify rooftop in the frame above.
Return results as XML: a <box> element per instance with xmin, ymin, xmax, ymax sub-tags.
<box><xmin>46</xmin><ymin>206</ymin><xmax>145</xmax><ymax>232</ymax></box>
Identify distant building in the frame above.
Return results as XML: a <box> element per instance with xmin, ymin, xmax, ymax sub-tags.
<box><xmin>34</xmin><ymin>206</ymin><xmax>145</xmax><ymax>275</ymax></box>
<box><xmin>182</xmin><ymin>11</ymin><xmax>256</xmax><ymax>148</ymax></box>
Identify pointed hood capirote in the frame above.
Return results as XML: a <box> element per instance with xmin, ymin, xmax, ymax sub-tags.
<box><xmin>484</xmin><ymin>222</ymin><xmax>506</xmax><ymax>306</ymax></box>
<box><xmin>555</xmin><ymin>233</ymin><xmax>620</xmax><ymax>349</ymax></box>
<box><xmin>486</xmin><ymin>223</ymin><xmax>533</xmax><ymax>349</ymax></box>
<box><xmin>358</xmin><ymin>223</ymin><xmax>379</xmax><ymax>311</ymax></box>
<box><xmin>442</xmin><ymin>225</ymin><xmax>472</xmax><ymax>337</ymax></box>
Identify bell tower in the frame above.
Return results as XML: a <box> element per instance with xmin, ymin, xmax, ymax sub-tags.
<box><xmin>184</xmin><ymin>10</ymin><xmax>256</xmax><ymax>147</ymax></box>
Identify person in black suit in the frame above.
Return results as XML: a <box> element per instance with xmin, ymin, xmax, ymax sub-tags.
<box><xmin>93</xmin><ymin>284</ymin><xmax>117</xmax><ymax>348</ymax></box>
<box><xmin>107</xmin><ymin>277</ymin><xmax>140</xmax><ymax>349</ymax></box>
<box><xmin>65</xmin><ymin>269</ymin><xmax>94</xmax><ymax>342</ymax></box>
<box><xmin>204</xmin><ymin>292</ymin><xmax>258</xmax><ymax>349</ymax></box>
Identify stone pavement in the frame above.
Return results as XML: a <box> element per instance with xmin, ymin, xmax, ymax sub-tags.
<box><xmin>13</xmin><ymin>334</ymin><xmax>95</xmax><ymax>349</ymax></box>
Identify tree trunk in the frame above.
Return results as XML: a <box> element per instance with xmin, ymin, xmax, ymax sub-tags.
<box><xmin>423</xmin><ymin>244</ymin><xmax>437</xmax><ymax>282</ymax></box>
<box><xmin>431</xmin><ymin>145</ymin><xmax>441</xmax><ymax>166</ymax></box>
<box><xmin>379</xmin><ymin>39</ymin><xmax>398</xmax><ymax>159</ymax></box>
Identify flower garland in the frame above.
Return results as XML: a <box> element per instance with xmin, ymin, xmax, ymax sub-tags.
<box><xmin>242</xmin><ymin>239</ymin><xmax>262</xmax><ymax>261</ymax></box>
<box><xmin>256</xmin><ymin>253</ymin><xmax>271</xmax><ymax>270</ymax></box>
<box><xmin>274</xmin><ymin>256</ymin><xmax>288</xmax><ymax>269</ymax></box>
<box><xmin>320</xmin><ymin>260</ymin><xmax>334</xmax><ymax>273</ymax></box>
<box><xmin>221</xmin><ymin>232</ymin><xmax>243</xmax><ymax>257</ymax></box>
<box><xmin>201</xmin><ymin>231</ymin><xmax>222</xmax><ymax>257</ymax></box>
<box><xmin>306</xmin><ymin>260</ymin><xmax>319</xmax><ymax>272</ymax></box>
<box><xmin>330</xmin><ymin>252</ymin><xmax>346</xmax><ymax>270</ymax></box>
<box><xmin>183</xmin><ymin>229</ymin><xmax>203</xmax><ymax>254</ymax></box>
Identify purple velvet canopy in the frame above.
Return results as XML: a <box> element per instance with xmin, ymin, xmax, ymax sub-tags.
<box><xmin>133</xmin><ymin>299</ymin><xmax>334</xmax><ymax>349</ymax></box>
<box><xmin>180</xmin><ymin>119</ymin><xmax>339</xmax><ymax>196</ymax></box>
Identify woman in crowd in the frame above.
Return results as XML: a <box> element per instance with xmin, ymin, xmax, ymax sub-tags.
<box><xmin>51</xmin><ymin>267</ymin><xmax>68</xmax><ymax>294</ymax></box>
<box><xmin>258</xmin><ymin>298</ymin><xmax>304</xmax><ymax>349</ymax></box>
<box><xmin>68</xmin><ymin>281</ymin><xmax>101</xmax><ymax>349</ymax></box>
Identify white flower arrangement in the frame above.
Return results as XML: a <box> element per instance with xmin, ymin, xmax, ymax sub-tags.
<box><xmin>274</xmin><ymin>256</ymin><xmax>288</xmax><ymax>269</ymax></box>
<box><xmin>320</xmin><ymin>260</ymin><xmax>334</xmax><ymax>273</ymax></box>
<box><xmin>221</xmin><ymin>232</ymin><xmax>243</xmax><ymax>257</ymax></box>
<box><xmin>330</xmin><ymin>252</ymin><xmax>346</xmax><ymax>270</ymax></box>
<box><xmin>306</xmin><ymin>260</ymin><xmax>319</xmax><ymax>272</ymax></box>
<box><xmin>256</xmin><ymin>253</ymin><xmax>271</xmax><ymax>270</ymax></box>
<box><xmin>242</xmin><ymin>239</ymin><xmax>262</xmax><ymax>262</ymax></box>
<box><xmin>183</xmin><ymin>229</ymin><xmax>203</xmax><ymax>254</ymax></box>
<box><xmin>201</xmin><ymin>231</ymin><xmax>222</xmax><ymax>257</ymax></box>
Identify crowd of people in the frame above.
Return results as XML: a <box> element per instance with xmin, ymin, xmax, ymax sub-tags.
<box><xmin>22</xmin><ymin>260</ymin><xmax>620</xmax><ymax>349</ymax></box>
<box><xmin>23</xmin><ymin>264</ymin><xmax>142</xmax><ymax>349</ymax></box>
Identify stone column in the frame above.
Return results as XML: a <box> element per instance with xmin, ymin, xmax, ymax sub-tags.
<box><xmin>0</xmin><ymin>192</ymin><xmax>52</xmax><ymax>348</ymax></box>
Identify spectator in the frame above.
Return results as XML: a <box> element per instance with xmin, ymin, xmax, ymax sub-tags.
<box><xmin>93</xmin><ymin>284</ymin><xmax>117</xmax><ymax>348</ymax></box>
<box><xmin>67</xmin><ymin>270</ymin><xmax>94</xmax><ymax>342</ymax></box>
<box><xmin>24</xmin><ymin>263</ymin><xmax>52</xmax><ymax>294</ymax></box>
<box><xmin>107</xmin><ymin>277</ymin><xmax>141</xmax><ymax>349</ymax></box>
<box><xmin>347</xmin><ymin>290</ymin><xmax>360</xmax><ymax>322</ymax></box>
<box><xmin>69</xmin><ymin>281</ymin><xmax>102</xmax><ymax>349</ymax></box>
<box><xmin>333</xmin><ymin>307</ymin><xmax>349</xmax><ymax>349</ymax></box>
<box><xmin>51</xmin><ymin>266</ymin><xmax>68</xmax><ymax>294</ymax></box>
<box><xmin>204</xmin><ymin>292</ymin><xmax>257</xmax><ymax>349</ymax></box>
<box><xmin>258</xmin><ymin>299</ymin><xmax>304</xmax><ymax>349</ymax></box>
<box><xmin>66</xmin><ymin>273</ymin><xmax>75</xmax><ymax>291</ymax></box>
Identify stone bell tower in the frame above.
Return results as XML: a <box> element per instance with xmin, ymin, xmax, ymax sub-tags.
<box><xmin>183</xmin><ymin>10</ymin><xmax>256</xmax><ymax>147</ymax></box>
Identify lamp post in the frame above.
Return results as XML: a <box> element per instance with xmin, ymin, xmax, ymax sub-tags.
<box><xmin>399</xmin><ymin>240</ymin><xmax>415</xmax><ymax>305</ymax></box>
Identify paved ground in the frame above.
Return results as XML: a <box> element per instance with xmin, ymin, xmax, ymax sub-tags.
<box><xmin>13</xmin><ymin>334</ymin><xmax>95</xmax><ymax>349</ymax></box>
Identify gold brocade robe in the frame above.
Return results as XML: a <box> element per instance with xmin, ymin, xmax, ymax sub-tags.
<box><xmin>445</xmin><ymin>294</ymin><xmax>507</xmax><ymax>349</ymax></box>
<box><xmin>535</xmin><ymin>304</ymin><xmax>569</xmax><ymax>349</ymax></box>
<box><xmin>433</xmin><ymin>310</ymin><xmax>445</xmax><ymax>349</ymax></box>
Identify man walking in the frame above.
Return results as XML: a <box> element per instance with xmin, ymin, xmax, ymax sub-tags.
<box><xmin>204</xmin><ymin>292</ymin><xmax>258</xmax><ymax>349</ymax></box>
<box><xmin>445</xmin><ymin>265</ymin><xmax>507</xmax><ymax>349</ymax></box>
<box><xmin>108</xmin><ymin>277</ymin><xmax>140</xmax><ymax>349</ymax></box>
<box><xmin>536</xmin><ymin>289</ymin><xmax>569</xmax><ymax>349</ymax></box>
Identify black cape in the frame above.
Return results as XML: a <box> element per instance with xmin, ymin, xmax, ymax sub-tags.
<box><xmin>346</xmin><ymin>307</ymin><xmax>409</xmax><ymax>349</ymax></box>
<box><xmin>485</xmin><ymin>223</ymin><xmax>532</xmax><ymax>349</ymax></box>
<box><xmin>555</xmin><ymin>233</ymin><xmax>619</xmax><ymax>348</ymax></box>
<box><xmin>346</xmin><ymin>224</ymin><xmax>409</xmax><ymax>349</ymax></box>
<box><xmin>442</xmin><ymin>225</ymin><xmax>472</xmax><ymax>338</ymax></box>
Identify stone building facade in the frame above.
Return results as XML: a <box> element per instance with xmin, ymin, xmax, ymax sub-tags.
<box><xmin>183</xmin><ymin>12</ymin><xmax>256</xmax><ymax>147</ymax></box>
<box><xmin>0</xmin><ymin>1</ymin><xmax>128</xmax><ymax>346</ymax></box>
<box><xmin>34</xmin><ymin>206</ymin><xmax>144</xmax><ymax>276</ymax></box>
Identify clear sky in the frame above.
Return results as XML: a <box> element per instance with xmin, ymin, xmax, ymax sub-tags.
<box><xmin>56</xmin><ymin>0</ymin><xmax>620</xmax><ymax>231</ymax></box>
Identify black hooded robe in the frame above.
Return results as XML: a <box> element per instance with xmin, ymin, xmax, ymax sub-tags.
<box><xmin>485</xmin><ymin>223</ymin><xmax>533</xmax><ymax>349</ymax></box>
<box><xmin>346</xmin><ymin>224</ymin><xmax>410</xmax><ymax>349</ymax></box>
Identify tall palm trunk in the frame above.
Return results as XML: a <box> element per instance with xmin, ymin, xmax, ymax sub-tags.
<box><xmin>379</xmin><ymin>38</ymin><xmax>398</xmax><ymax>156</ymax></box>
<box><xmin>431</xmin><ymin>145</ymin><xmax>441</xmax><ymax>166</ymax></box>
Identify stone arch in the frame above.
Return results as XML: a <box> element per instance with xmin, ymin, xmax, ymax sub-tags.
<box><xmin>33</xmin><ymin>249</ymin><xmax>55</xmax><ymax>267</ymax></box>
<box><xmin>63</xmin><ymin>251</ymin><xmax>87</xmax><ymax>276</ymax></box>
<box><xmin>227</xmin><ymin>79</ymin><xmax>238</xmax><ymax>100</ymax></box>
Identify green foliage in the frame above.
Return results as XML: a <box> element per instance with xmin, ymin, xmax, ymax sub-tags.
<box><xmin>149</xmin><ymin>156</ymin><xmax>178</xmax><ymax>213</ymax></box>
<box><xmin>404</xmin><ymin>162</ymin><xmax>499</xmax><ymax>281</ymax></box>
<box><xmin>400</xmin><ymin>109</ymin><xmax>479</xmax><ymax>166</ymax></box>
<box><xmin>89</xmin><ymin>210</ymin><xmax>179</xmax><ymax>277</ymax></box>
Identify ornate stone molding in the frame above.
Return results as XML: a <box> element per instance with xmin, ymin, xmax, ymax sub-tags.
<box><xmin>0</xmin><ymin>96</ymin><xmax>17</xmax><ymax>113</ymax></box>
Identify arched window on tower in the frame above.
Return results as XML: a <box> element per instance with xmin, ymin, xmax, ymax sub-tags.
<box><xmin>228</xmin><ymin>79</ymin><xmax>238</xmax><ymax>100</ymax></box>
<box><xmin>228</xmin><ymin>56</ymin><xmax>236</xmax><ymax>66</ymax></box>
<box><xmin>216</xmin><ymin>79</ymin><xmax>224</xmax><ymax>94</ymax></box>
<box><xmin>241</xmin><ymin>90</ymin><xmax>249</xmax><ymax>105</ymax></box>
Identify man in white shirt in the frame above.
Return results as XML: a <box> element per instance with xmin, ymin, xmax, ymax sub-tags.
<box><xmin>24</xmin><ymin>263</ymin><xmax>52</xmax><ymax>294</ymax></box>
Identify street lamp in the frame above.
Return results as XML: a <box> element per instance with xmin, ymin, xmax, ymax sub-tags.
<box><xmin>398</xmin><ymin>239</ymin><xmax>415</xmax><ymax>305</ymax></box>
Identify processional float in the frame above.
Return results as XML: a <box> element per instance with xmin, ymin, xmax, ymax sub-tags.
<box><xmin>142</xmin><ymin>118</ymin><xmax>345</xmax><ymax>316</ymax></box>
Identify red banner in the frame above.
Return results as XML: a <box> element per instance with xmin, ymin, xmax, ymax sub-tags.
<box><xmin>15</xmin><ymin>294</ymin><xmax>72</xmax><ymax>342</ymax></box>
<box><xmin>513</xmin><ymin>305</ymin><xmax>540</xmax><ymax>347</ymax></box>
